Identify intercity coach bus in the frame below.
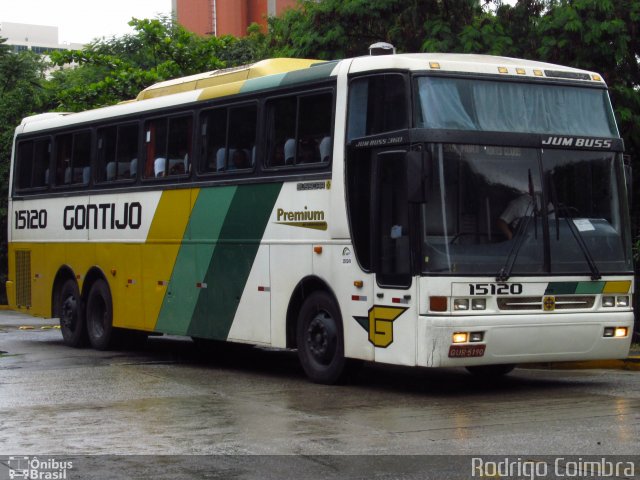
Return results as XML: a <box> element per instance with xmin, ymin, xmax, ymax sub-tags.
<box><xmin>7</xmin><ymin>49</ymin><xmax>634</xmax><ymax>383</ymax></box>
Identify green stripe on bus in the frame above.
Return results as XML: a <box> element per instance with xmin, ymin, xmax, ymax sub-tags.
<box><xmin>575</xmin><ymin>281</ymin><xmax>606</xmax><ymax>294</ymax></box>
<box><xmin>544</xmin><ymin>282</ymin><xmax>578</xmax><ymax>295</ymax></box>
<box><xmin>187</xmin><ymin>182</ymin><xmax>283</xmax><ymax>339</ymax></box>
<box><xmin>155</xmin><ymin>187</ymin><xmax>237</xmax><ymax>335</ymax></box>
<box><xmin>544</xmin><ymin>281</ymin><xmax>607</xmax><ymax>295</ymax></box>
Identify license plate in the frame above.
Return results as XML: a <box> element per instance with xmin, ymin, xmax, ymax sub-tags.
<box><xmin>448</xmin><ymin>344</ymin><xmax>486</xmax><ymax>358</ymax></box>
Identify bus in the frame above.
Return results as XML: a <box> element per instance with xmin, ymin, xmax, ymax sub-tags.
<box><xmin>7</xmin><ymin>50</ymin><xmax>634</xmax><ymax>384</ymax></box>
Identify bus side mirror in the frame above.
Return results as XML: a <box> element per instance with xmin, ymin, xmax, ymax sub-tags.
<box><xmin>407</xmin><ymin>150</ymin><xmax>428</xmax><ymax>203</ymax></box>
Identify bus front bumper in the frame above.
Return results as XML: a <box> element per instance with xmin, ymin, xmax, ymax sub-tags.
<box><xmin>417</xmin><ymin>311</ymin><xmax>634</xmax><ymax>368</ymax></box>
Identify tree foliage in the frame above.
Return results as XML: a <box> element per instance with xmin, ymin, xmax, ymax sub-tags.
<box><xmin>46</xmin><ymin>17</ymin><xmax>269</xmax><ymax>111</ymax></box>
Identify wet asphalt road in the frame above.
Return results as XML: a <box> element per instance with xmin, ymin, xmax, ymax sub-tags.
<box><xmin>0</xmin><ymin>310</ymin><xmax>639</xmax><ymax>479</ymax></box>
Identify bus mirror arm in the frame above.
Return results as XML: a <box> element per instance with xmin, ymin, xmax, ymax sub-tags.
<box><xmin>406</xmin><ymin>150</ymin><xmax>429</xmax><ymax>203</ymax></box>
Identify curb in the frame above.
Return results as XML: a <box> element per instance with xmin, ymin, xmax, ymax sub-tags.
<box><xmin>528</xmin><ymin>355</ymin><xmax>640</xmax><ymax>371</ymax></box>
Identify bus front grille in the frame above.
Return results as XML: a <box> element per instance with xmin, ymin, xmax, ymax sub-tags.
<box><xmin>15</xmin><ymin>250</ymin><xmax>32</xmax><ymax>308</ymax></box>
<box><xmin>497</xmin><ymin>295</ymin><xmax>595</xmax><ymax>311</ymax></box>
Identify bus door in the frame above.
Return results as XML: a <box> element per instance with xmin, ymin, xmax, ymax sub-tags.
<box><xmin>370</xmin><ymin>149</ymin><xmax>419</xmax><ymax>366</ymax></box>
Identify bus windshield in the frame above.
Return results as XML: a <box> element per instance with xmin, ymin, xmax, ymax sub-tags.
<box><xmin>415</xmin><ymin>76</ymin><xmax>618</xmax><ymax>137</ymax></box>
<box><xmin>420</xmin><ymin>144</ymin><xmax>632</xmax><ymax>276</ymax></box>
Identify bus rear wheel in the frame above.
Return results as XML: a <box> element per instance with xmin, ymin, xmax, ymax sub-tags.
<box><xmin>296</xmin><ymin>291</ymin><xmax>346</xmax><ymax>384</ymax></box>
<box><xmin>86</xmin><ymin>279</ymin><xmax>114</xmax><ymax>350</ymax></box>
<box><xmin>58</xmin><ymin>279</ymin><xmax>87</xmax><ymax>347</ymax></box>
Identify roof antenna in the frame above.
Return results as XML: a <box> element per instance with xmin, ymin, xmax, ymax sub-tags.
<box><xmin>369</xmin><ymin>42</ymin><xmax>396</xmax><ymax>56</ymax></box>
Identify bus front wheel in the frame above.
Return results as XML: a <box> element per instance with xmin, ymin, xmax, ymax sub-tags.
<box><xmin>58</xmin><ymin>279</ymin><xmax>86</xmax><ymax>347</ymax></box>
<box><xmin>296</xmin><ymin>291</ymin><xmax>346</xmax><ymax>384</ymax></box>
<box><xmin>86</xmin><ymin>279</ymin><xmax>114</xmax><ymax>350</ymax></box>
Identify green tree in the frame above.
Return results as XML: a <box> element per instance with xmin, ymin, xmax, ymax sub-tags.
<box><xmin>47</xmin><ymin>17</ymin><xmax>268</xmax><ymax>112</ymax></box>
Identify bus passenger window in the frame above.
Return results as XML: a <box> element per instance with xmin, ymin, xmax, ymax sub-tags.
<box><xmin>200</xmin><ymin>104</ymin><xmax>256</xmax><ymax>173</ymax></box>
<box><xmin>227</xmin><ymin>104</ymin><xmax>257</xmax><ymax>170</ymax></box>
<box><xmin>144</xmin><ymin>115</ymin><xmax>192</xmax><ymax>179</ymax></box>
<box><xmin>16</xmin><ymin>141</ymin><xmax>34</xmax><ymax>190</ymax></box>
<box><xmin>265</xmin><ymin>91</ymin><xmax>333</xmax><ymax>167</ymax></box>
<box><xmin>54</xmin><ymin>131</ymin><xmax>91</xmax><ymax>186</ymax></box>
<box><xmin>266</xmin><ymin>97</ymin><xmax>296</xmax><ymax>167</ymax></box>
<box><xmin>200</xmin><ymin>108</ymin><xmax>226</xmax><ymax>173</ymax></box>
<box><xmin>15</xmin><ymin>139</ymin><xmax>51</xmax><ymax>190</ymax></box>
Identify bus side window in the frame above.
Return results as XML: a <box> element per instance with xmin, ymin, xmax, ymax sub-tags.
<box><xmin>266</xmin><ymin>97</ymin><xmax>296</xmax><ymax>167</ymax></box>
<box><xmin>144</xmin><ymin>118</ymin><xmax>168</xmax><ymax>178</ymax></box>
<box><xmin>265</xmin><ymin>91</ymin><xmax>333</xmax><ymax>167</ymax></box>
<box><xmin>200</xmin><ymin>108</ymin><xmax>227</xmax><ymax>173</ymax></box>
<box><xmin>16</xmin><ymin>141</ymin><xmax>35</xmax><ymax>190</ymax></box>
<box><xmin>298</xmin><ymin>92</ymin><xmax>332</xmax><ymax>164</ymax></box>
<box><xmin>227</xmin><ymin>104</ymin><xmax>257</xmax><ymax>170</ymax></box>
<box><xmin>54</xmin><ymin>131</ymin><xmax>91</xmax><ymax>186</ymax></box>
<box><xmin>347</xmin><ymin>74</ymin><xmax>408</xmax><ymax>142</ymax></box>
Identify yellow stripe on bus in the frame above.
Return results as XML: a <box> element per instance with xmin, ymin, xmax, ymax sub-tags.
<box><xmin>138</xmin><ymin>188</ymin><xmax>199</xmax><ymax>331</ymax></box>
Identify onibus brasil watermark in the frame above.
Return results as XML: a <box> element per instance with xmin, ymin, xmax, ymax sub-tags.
<box><xmin>7</xmin><ymin>457</ymin><xmax>73</xmax><ymax>479</ymax></box>
<box><xmin>472</xmin><ymin>457</ymin><xmax>636</xmax><ymax>479</ymax></box>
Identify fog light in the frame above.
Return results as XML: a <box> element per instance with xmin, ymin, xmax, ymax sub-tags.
<box><xmin>452</xmin><ymin>332</ymin><xmax>468</xmax><ymax>343</ymax></box>
<box><xmin>430</xmin><ymin>296</ymin><xmax>448</xmax><ymax>312</ymax></box>
<box><xmin>614</xmin><ymin>327</ymin><xmax>628</xmax><ymax>338</ymax></box>
<box><xmin>602</xmin><ymin>296</ymin><xmax>615</xmax><ymax>307</ymax></box>
<box><xmin>454</xmin><ymin>299</ymin><xmax>469</xmax><ymax>311</ymax></box>
<box><xmin>616</xmin><ymin>296</ymin><xmax>629</xmax><ymax>307</ymax></box>
<box><xmin>471</xmin><ymin>299</ymin><xmax>486</xmax><ymax>310</ymax></box>
<box><xmin>603</xmin><ymin>327</ymin><xmax>615</xmax><ymax>337</ymax></box>
<box><xmin>469</xmin><ymin>332</ymin><xmax>484</xmax><ymax>342</ymax></box>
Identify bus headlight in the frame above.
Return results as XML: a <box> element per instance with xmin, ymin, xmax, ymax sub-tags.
<box><xmin>471</xmin><ymin>299</ymin><xmax>486</xmax><ymax>310</ymax></box>
<box><xmin>453</xmin><ymin>299</ymin><xmax>469</xmax><ymax>311</ymax></box>
<box><xmin>452</xmin><ymin>332</ymin><xmax>468</xmax><ymax>343</ymax></box>
<box><xmin>602</xmin><ymin>296</ymin><xmax>615</xmax><ymax>307</ymax></box>
<box><xmin>616</xmin><ymin>296</ymin><xmax>630</xmax><ymax>307</ymax></box>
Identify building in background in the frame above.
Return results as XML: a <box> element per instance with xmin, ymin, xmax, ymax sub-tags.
<box><xmin>172</xmin><ymin>0</ymin><xmax>298</xmax><ymax>37</ymax></box>
<box><xmin>0</xmin><ymin>22</ymin><xmax>83</xmax><ymax>54</ymax></box>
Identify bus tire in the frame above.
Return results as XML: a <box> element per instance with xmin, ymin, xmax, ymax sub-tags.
<box><xmin>86</xmin><ymin>279</ymin><xmax>114</xmax><ymax>350</ymax></box>
<box><xmin>466</xmin><ymin>364</ymin><xmax>516</xmax><ymax>378</ymax></box>
<box><xmin>296</xmin><ymin>291</ymin><xmax>346</xmax><ymax>384</ymax></box>
<box><xmin>58</xmin><ymin>279</ymin><xmax>87</xmax><ymax>348</ymax></box>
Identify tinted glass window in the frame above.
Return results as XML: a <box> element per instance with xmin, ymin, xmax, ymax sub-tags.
<box><xmin>144</xmin><ymin>115</ymin><xmax>192</xmax><ymax>178</ymax></box>
<box><xmin>266</xmin><ymin>91</ymin><xmax>333</xmax><ymax>167</ymax></box>
<box><xmin>97</xmin><ymin>123</ymin><xmax>138</xmax><ymax>182</ymax></box>
<box><xmin>54</xmin><ymin>131</ymin><xmax>91</xmax><ymax>186</ymax></box>
<box><xmin>347</xmin><ymin>74</ymin><xmax>408</xmax><ymax>141</ymax></box>
<box><xmin>199</xmin><ymin>104</ymin><xmax>257</xmax><ymax>173</ymax></box>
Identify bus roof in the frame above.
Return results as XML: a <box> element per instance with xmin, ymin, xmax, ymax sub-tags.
<box><xmin>136</xmin><ymin>58</ymin><xmax>327</xmax><ymax>100</ymax></box>
<box><xmin>17</xmin><ymin>53</ymin><xmax>606</xmax><ymax>134</ymax></box>
<box><xmin>348</xmin><ymin>53</ymin><xmax>606</xmax><ymax>84</ymax></box>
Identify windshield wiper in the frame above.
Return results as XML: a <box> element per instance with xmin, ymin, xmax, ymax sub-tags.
<box><xmin>555</xmin><ymin>204</ymin><xmax>602</xmax><ymax>280</ymax></box>
<box><xmin>548</xmin><ymin>172</ymin><xmax>600</xmax><ymax>279</ymax></box>
<box><xmin>496</xmin><ymin>199</ymin><xmax>535</xmax><ymax>282</ymax></box>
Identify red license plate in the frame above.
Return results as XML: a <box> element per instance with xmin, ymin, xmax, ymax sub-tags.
<box><xmin>448</xmin><ymin>344</ymin><xmax>486</xmax><ymax>358</ymax></box>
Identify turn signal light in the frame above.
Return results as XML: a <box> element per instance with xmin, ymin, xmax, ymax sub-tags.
<box><xmin>430</xmin><ymin>296</ymin><xmax>447</xmax><ymax>312</ymax></box>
